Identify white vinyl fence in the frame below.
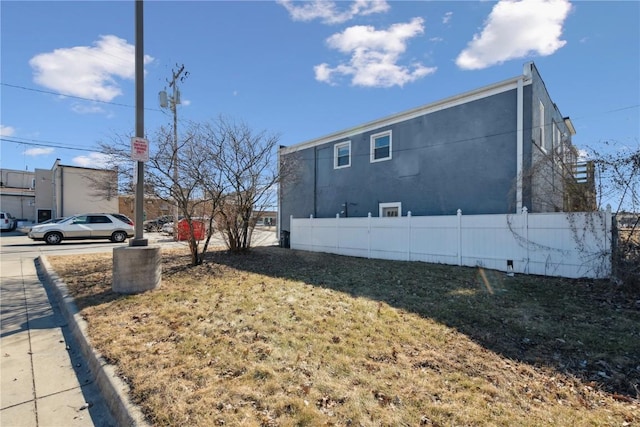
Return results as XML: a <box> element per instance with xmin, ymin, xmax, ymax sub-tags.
<box><xmin>289</xmin><ymin>207</ymin><xmax>612</xmax><ymax>279</ymax></box>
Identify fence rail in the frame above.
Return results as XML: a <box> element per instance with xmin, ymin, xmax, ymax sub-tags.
<box><xmin>290</xmin><ymin>208</ymin><xmax>612</xmax><ymax>279</ymax></box>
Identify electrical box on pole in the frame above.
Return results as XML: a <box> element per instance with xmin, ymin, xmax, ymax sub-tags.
<box><xmin>159</xmin><ymin>91</ymin><xmax>168</xmax><ymax>108</ymax></box>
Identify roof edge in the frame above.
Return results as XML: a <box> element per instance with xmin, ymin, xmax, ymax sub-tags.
<box><xmin>280</xmin><ymin>71</ymin><xmax>533</xmax><ymax>154</ymax></box>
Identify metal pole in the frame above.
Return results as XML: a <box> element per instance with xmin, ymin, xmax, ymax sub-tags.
<box><xmin>172</xmin><ymin>79</ymin><xmax>179</xmax><ymax>239</ymax></box>
<box><xmin>131</xmin><ymin>0</ymin><xmax>147</xmax><ymax>246</ymax></box>
<box><xmin>168</xmin><ymin>65</ymin><xmax>184</xmax><ymax>239</ymax></box>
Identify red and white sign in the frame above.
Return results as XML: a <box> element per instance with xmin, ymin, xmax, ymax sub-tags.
<box><xmin>131</xmin><ymin>137</ymin><xmax>149</xmax><ymax>162</ymax></box>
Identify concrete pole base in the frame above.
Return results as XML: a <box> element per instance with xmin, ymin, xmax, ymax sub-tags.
<box><xmin>112</xmin><ymin>246</ymin><xmax>161</xmax><ymax>294</ymax></box>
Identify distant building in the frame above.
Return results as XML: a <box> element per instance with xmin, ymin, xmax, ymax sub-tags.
<box><xmin>33</xmin><ymin>160</ymin><xmax>118</xmax><ymax>223</ymax></box>
<box><xmin>0</xmin><ymin>168</ymin><xmax>35</xmax><ymax>220</ymax></box>
<box><xmin>118</xmin><ymin>194</ymin><xmax>175</xmax><ymax>222</ymax></box>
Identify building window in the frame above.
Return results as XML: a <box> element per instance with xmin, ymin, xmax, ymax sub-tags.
<box><xmin>370</xmin><ymin>130</ymin><xmax>392</xmax><ymax>162</ymax></box>
<box><xmin>539</xmin><ymin>100</ymin><xmax>547</xmax><ymax>152</ymax></box>
<box><xmin>379</xmin><ymin>202</ymin><xmax>401</xmax><ymax>217</ymax></box>
<box><xmin>334</xmin><ymin>141</ymin><xmax>351</xmax><ymax>169</ymax></box>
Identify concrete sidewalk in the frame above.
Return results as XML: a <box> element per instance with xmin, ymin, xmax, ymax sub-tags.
<box><xmin>0</xmin><ymin>255</ymin><xmax>115</xmax><ymax>426</ymax></box>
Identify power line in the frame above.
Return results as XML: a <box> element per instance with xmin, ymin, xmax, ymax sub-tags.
<box><xmin>3</xmin><ymin>135</ymin><xmax>92</xmax><ymax>150</ymax></box>
<box><xmin>1</xmin><ymin>137</ymin><xmax>99</xmax><ymax>153</ymax></box>
<box><xmin>1</xmin><ymin>83</ymin><xmax>164</xmax><ymax>112</ymax></box>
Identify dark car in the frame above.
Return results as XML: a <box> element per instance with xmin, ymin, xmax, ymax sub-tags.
<box><xmin>143</xmin><ymin>215</ymin><xmax>174</xmax><ymax>232</ymax></box>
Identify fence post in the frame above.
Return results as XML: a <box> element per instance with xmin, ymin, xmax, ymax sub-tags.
<box><xmin>407</xmin><ymin>211</ymin><xmax>412</xmax><ymax>261</ymax></box>
<box><xmin>522</xmin><ymin>206</ymin><xmax>528</xmax><ymax>274</ymax></box>
<box><xmin>457</xmin><ymin>209</ymin><xmax>462</xmax><ymax>266</ymax></box>
<box><xmin>289</xmin><ymin>215</ymin><xmax>293</xmax><ymax>248</ymax></box>
<box><xmin>336</xmin><ymin>213</ymin><xmax>340</xmax><ymax>252</ymax></box>
<box><xmin>309</xmin><ymin>214</ymin><xmax>313</xmax><ymax>251</ymax></box>
<box><xmin>368</xmin><ymin>212</ymin><xmax>372</xmax><ymax>259</ymax></box>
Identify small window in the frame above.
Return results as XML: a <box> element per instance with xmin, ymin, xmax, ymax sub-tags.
<box><xmin>379</xmin><ymin>202</ymin><xmax>401</xmax><ymax>217</ymax></box>
<box><xmin>370</xmin><ymin>131</ymin><xmax>392</xmax><ymax>162</ymax></box>
<box><xmin>334</xmin><ymin>141</ymin><xmax>351</xmax><ymax>169</ymax></box>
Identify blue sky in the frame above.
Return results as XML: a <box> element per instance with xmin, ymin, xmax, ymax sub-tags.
<box><xmin>1</xmin><ymin>0</ymin><xmax>638</xmax><ymax>177</ymax></box>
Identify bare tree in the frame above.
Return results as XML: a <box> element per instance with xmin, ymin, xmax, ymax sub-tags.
<box><xmin>513</xmin><ymin>139</ymin><xmax>639</xmax><ymax>291</ymax></box>
<box><xmin>202</xmin><ymin>116</ymin><xmax>281</xmax><ymax>252</ymax></box>
<box><xmin>587</xmin><ymin>140</ymin><xmax>640</xmax><ymax>292</ymax></box>
<box><xmin>144</xmin><ymin>122</ymin><xmax>228</xmax><ymax>265</ymax></box>
<box><xmin>95</xmin><ymin>115</ymin><xmax>294</xmax><ymax>264</ymax></box>
<box><xmin>94</xmin><ymin>124</ymin><xmax>220</xmax><ymax>265</ymax></box>
<box><xmin>515</xmin><ymin>138</ymin><xmax>597</xmax><ymax>214</ymax></box>
<box><xmin>86</xmin><ymin>131</ymin><xmax>138</xmax><ymax>199</ymax></box>
<box><xmin>588</xmin><ymin>140</ymin><xmax>639</xmax><ymax>214</ymax></box>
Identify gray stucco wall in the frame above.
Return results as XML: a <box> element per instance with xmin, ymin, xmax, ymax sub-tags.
<box><xmin>280</xmin><ymin>88</ymin><xmax>530</xmax><ymax>232</ymax></box>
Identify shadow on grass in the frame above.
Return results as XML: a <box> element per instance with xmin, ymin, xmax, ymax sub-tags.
<box><xmin>209</xmin><ymin>246</ymin><xmax>640</xmax><ymax>400</ymax></box>
<box><xmin>70</xmin><ymin>288</ymin><xmax>124</xmax><ymax>310</ymax></box>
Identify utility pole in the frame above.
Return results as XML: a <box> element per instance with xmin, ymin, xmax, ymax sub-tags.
<box><xmin>159</xmin><ymin>65</ymin><xmax>187</xmax><ymax>239</ymax></box>
<box><xmin>130</xmin><ymin>0</ymin><xmax>147</xmax><ymax>246</ymax></box>
<box><xmin>112</xmin><ymin>0</ymin><xmax>161</xmax><ymax>296</ymax></box>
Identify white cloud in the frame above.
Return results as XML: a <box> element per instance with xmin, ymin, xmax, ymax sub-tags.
<box><xmin>456</xmin><ymin>0</ymin><xmax>572</xmax><ymax>70</ymax></box>
<box><xmin>24</xmin><ymin>147</ymin><xmax>55</xmax><ymax>156</ymax></box>
<box><xmin>315</xmin><ymin>17</ymin><xmax>436</xmax><ymax>87</ymax></box>
<box><xmin>29</xmin><ymin>35</ymin><xmax>154</xmax><ymax>102</ymax></box>
<box><xmin>442</xmin><ymin>11</ymin><xmax>453</xmax><ymax>24</ymax></box>
<box><xmin>72</xmin><ymin>152</ymin><xmax>113</xmax><ymax>168</ymax></box>
<box><xmin>278</xmin><ymin>0</ymin><xmax>389</xmax><ymax>24</ymax></box>
<box><xmin>1</xmin><ymin>125</ymin><xmax>16</xmax><ymax>137</ymax></box>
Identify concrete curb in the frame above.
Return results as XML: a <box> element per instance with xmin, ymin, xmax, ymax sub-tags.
<box><xmin>36</xmin><ymin>255</ymin><xmax>150</xmax><ymax>427</ymax></box>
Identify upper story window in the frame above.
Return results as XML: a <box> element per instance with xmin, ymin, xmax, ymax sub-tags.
<box><xmin>334</xmin><ymin>141</ymin><xmax>351</xmax><ymax>169</ymax></box>
<box><xmin>370</xmin><ymin>130</ymin><xmax>392</xmax><ymax>163</ymax></box>
<box><xmin>539</xmin><ymin>100</ymin><xmax>548</xmax><ymax>152</ymax></box>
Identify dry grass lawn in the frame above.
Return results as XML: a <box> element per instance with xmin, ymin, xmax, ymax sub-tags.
<box><xmin>48</xmin><ymin>247</ymin><xmax>639</xmax><ymax>426</ymax></box>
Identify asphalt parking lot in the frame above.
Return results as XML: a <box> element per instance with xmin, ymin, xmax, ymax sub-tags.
<box><xmin>0</xmin><ymin>226</ymin><xmax>279</xmax><ymax>256</ymax></box>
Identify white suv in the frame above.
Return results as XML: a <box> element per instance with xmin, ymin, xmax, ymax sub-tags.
<box><xmin>28</xmin><ymin>213</ymin><xmax>134</xmax><ymax>244</ymax></box>
<box><xmin>0</xmin><ymin>212</ymin><xmax>17</xmax><ymax>232</ymax></box>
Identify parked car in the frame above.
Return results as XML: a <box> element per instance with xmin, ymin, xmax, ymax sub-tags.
<box><xmin>38</xmin><ymin>217</ymin><xmax>67</xmax><ymax>225</ymax></box>
<box><xmin>161</xmin><ymin>221</ymin><xmax>174</xmax><ymax>235</ymax></box>
<box><xmin>28</xmin><ymin>213</ymin><xmax>134</xmax><ymax>244</ymax></box>
<box><xmin>0</xmin><ymin>212</ymin><xmax>17</xmax><ymax>231</ymax></box>
<box><xmin>143</xmin><ymin>215</ymin><xmax>175</xmax><ymax>232</ymax></box>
